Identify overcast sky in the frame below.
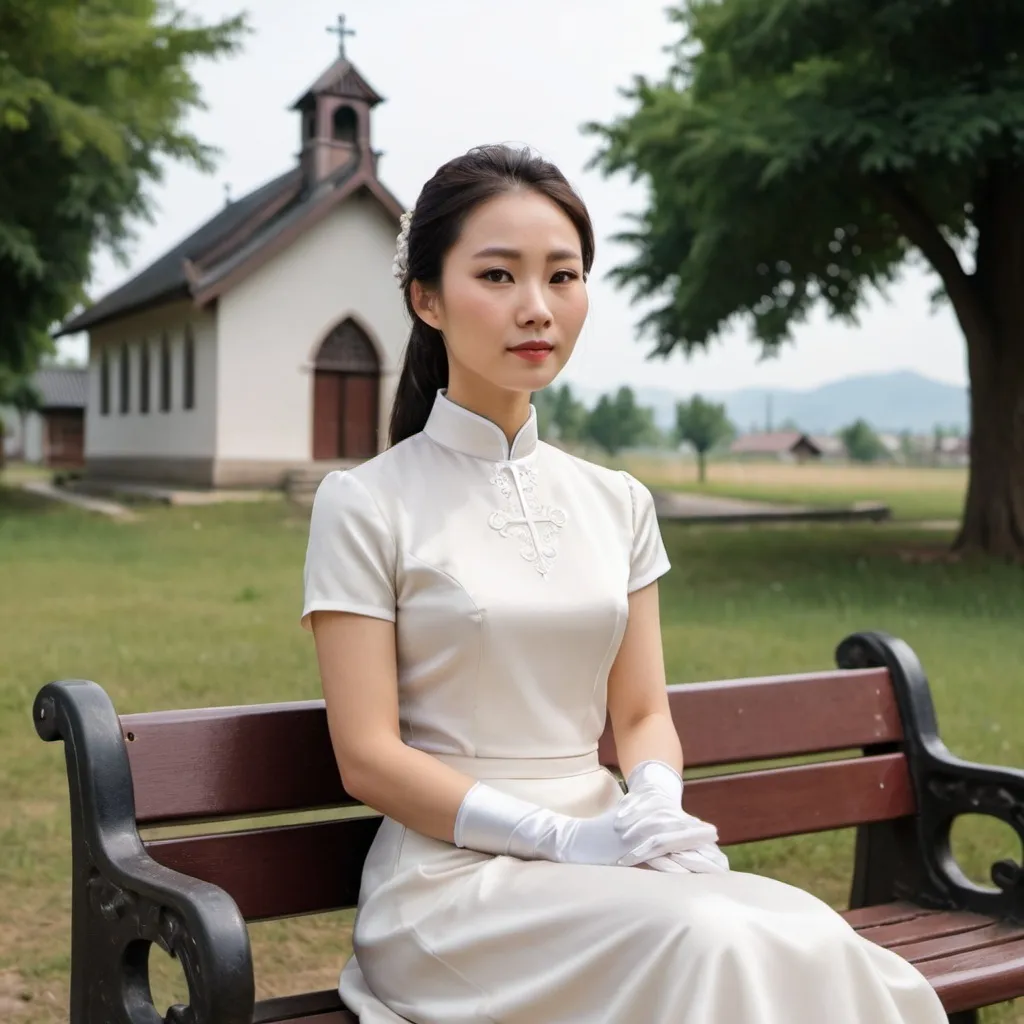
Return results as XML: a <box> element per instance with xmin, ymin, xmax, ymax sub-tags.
<box><xmin>59</xmin><ymin>0</ymin><xmax>970</xmax><ymax>395</ymax></box>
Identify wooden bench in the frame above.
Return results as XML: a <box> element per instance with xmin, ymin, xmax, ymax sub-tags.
<box><xmin>34</xmin><ymin>630</ymin><xmax>1024</xmax><ymax>1023</ymax></box>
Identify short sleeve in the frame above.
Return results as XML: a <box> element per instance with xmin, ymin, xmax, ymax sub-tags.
<box><xmin>301</xmin><ymin>470</ymin><xmax>397</xmax><ymax>630</ymax></box>
<box><xmin>621</xmin><ymin>471</ymin><xmax>671</xmax><ymax>593</ymax></box>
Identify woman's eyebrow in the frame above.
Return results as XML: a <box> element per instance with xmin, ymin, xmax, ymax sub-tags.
<box><xmin>471</xmin><ymin>246</ymin><xmax>581</xmax><ymax>262</ymax></box>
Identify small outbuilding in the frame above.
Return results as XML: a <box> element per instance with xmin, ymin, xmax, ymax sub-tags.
<box><xmin>1</xmin><ymin>367</ymin><xmax>87</xmax><ymax>469</ymax></box>
<box><xmin>729</xmin><ymin>431</ymin><xmax>823</xmax><ymax>462</ymax></box>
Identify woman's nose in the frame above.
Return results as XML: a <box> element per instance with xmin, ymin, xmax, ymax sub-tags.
<box><xmin>516</xmin><ymin>286</ymin><xmax>553</xmax><ymax>328</ymax></box>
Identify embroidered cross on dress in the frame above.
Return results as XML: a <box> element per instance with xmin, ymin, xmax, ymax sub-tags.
<box><xmin>489</xmin><ymin>462</ymin><xmax>567</xmax><ymax>575</ymax></box>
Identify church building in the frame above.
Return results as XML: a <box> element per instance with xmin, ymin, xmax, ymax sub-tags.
<box><xmin>57</xmin><ymin>29</ymin><xmax>408</xmax><ymax>488</ymax></box>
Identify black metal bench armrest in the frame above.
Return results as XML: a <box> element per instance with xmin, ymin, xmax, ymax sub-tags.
<box><xmin>34</xmin><ymin>679</ymin><xmax>255</xmax><ymax>1024</ymax></box>
<box><xmin>838</xmin><ymin>631</ymin><xmax>1024</xmax><ymax>925</ymax></box>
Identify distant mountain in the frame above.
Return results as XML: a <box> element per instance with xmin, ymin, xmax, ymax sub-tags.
<box><xmin>566</xmin><ymin>371</ymin><xmax>968</xmax><ymax>435</ymax></box>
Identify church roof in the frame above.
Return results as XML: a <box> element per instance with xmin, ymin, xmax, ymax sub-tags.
<box><xmin>32</xmin><ymin>367</ymin><xmax>88</xmax><ymax>409</ymax></box>
<box><xmin>58</xmin><ymin>169</ymin><xmax>302</xmax><ymax>336</ymax></box>
<box><xmin>292</xmin><ymin>57</ymin><xmax>385</xmax><ymax>108</ymax></box>
<box><xmin>58</xmin><ymin>155</ymin><xmax>403</xmax><ymax>337</ymax></box>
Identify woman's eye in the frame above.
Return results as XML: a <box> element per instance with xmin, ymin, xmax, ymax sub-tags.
<box><xmin>481</xmin><ymin>269</ymin><xmax>512</xmax><ymax>283</ymax></box>
<box><xmin>479</xmin><ymin>269</ymin><xmax>580</xmax><ymax>284</ymax></box>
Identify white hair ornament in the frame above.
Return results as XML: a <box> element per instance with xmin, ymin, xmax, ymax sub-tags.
<box><xmin>392</xmin><ymin>209</ymin><xmax>414</xmax><ymax>285</ymax></box>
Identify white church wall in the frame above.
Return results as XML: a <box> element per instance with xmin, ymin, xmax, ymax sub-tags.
<box><xmin>216</xmin><ymin>193</ymin><xmax>407</xmax><ymax>463</ymax></box>
<box><xmin>2</xmin><ymin>408</ymin><xmax>43</xmax><ymax>462</ymax></box>
<box><xmin>1</xmin><ymin>406</ymin><xmax>22</xmax><ymax>459</ymax></box>
<box><xmin>23</xmin><ymin>410</ymin><xmax>44</xmax><ymax>463</ymax></box>
<box><xmin>86</xmin><ymin>302</ymin><xmax>218</xmax><ymax>459</ymax></box>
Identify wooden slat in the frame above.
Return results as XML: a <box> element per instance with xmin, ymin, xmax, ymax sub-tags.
<box><xmin>684</xmin><ymin>753</ymin><xmax>914</xmax><ymax>846</ymax></box>
<box><xmin>843</xmin><ymin>901</ymin><xmax>930</xmax><ymax>930</ymax></box>
<box><xmin>913</xmin><ymin>937</ymin><xmax>1024</xmax><ymax>1013</ymax></box>
<box><xmin>254</xmin><ymin>989</ymin><xmax>351</xmax><ymax>1024</ymax></box>
<box><xmin>123</xmin><ymin>667</ymin><xmax>901</xmax><ymax>826</ymax></box>
<box><xmin>844</xmin><ymin>906</ymin><xmax>1024</xmax><ymax>1010</ymax></box>
<box><xmin>617</xmin><ymin>667</ymin><xmax>903</xmax><ymax>770</ymax></box>
<box><xmin>144</xmin><ymin>755</ymin><xmax>911</xmax><ymax>921</ymax></box>
<box><xmin>262</xmin><ymin>1013</ymin><xmax>353</xmax><ymax>1024</ymax></box>
<box><xmin>146</xmin><ymin>817</ymin><xmax>380</xmax><ymax>920</ymax></box>
<box><xmin>859</xmin><ymin>910</ymin><xmax>995</xmax><ymax>949</ymax></box>
<box><xmin>121</xmin><ymin>701</ymin><xmax>351</xmax><ymax>825</ymax></box>
<box><xmin>896</xmin><ymin>924</ymin><xmax>1024</xmax><ymax>965</ymax></box>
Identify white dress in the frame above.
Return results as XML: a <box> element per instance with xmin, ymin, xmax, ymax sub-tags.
<box><xmin>301</xmin><ymin>389</ymin><xmax>947</xmax><ymax>1024</ymax></box>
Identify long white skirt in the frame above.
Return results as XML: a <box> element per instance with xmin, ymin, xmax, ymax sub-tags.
<box><xmin>339</xmin><ymin>768</ymin><xmax>948</xmax><ymax>1023</ymax></box>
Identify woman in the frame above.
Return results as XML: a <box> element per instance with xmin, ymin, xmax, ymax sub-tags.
<box><xmin>302</xmin><ymin>144</ymin><xmax>947</xmax><ymax>1023</ymax></box>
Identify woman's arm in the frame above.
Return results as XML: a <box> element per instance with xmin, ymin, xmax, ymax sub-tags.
<box><xmin>311</xmin><ymin>609</ymin><xmax>476</xmax><ymax>843</ymax></box>
<box><xmin>605</xmin><ymin>581</ymin><xmax>683</xmax><ymax>780</ymax></box>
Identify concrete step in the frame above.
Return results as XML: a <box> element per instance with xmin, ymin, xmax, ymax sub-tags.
<box><xmin>285</xmin><ymin>460</ymin><xmax>362</xmax><ymax>503</ymax></box>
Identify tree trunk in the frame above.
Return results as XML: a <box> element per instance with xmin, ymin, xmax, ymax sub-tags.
<box><xmin>954</xmin><ymin>163</ymin><xmax>1024</xmax><ymax>560</ymax></box>
<box><xmin>871</xmin><ymin>167</ymin><xmax>1024</xmax><ymax>557</ymax></box>
<box><xmin>697</xmin><ymin>450</ymin><xmax>707</xmax><ymax>483</ymax></box>
<box><xmin>954</xmin><ymin>328</ymin><xmax>1024</xmax><ymax>559</ymax></box>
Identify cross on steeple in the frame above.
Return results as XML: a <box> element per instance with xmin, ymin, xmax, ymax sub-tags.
<box><xmin>326</xmin><ymin>14</ymin><xmax>356</xmax><ymax>59</ymax></box>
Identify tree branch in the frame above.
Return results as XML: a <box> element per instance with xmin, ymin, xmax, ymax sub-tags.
<box><xmin>875</xmin><ymin>175</ymin><xmax>991</xmax><ymax>343</ymax></box>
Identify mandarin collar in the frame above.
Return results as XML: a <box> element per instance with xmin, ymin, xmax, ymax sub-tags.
<box><xmin>423</xmin><ymin>389</ymin><xmax>538</xmax><ymax>462</ymax></box>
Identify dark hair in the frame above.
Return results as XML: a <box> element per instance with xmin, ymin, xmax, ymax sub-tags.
<box><xmin>387</xmin><ymin>144</ymin><xmax>596</xmax><ymax>447</ymax></box>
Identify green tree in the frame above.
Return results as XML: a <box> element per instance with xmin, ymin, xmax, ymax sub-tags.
<box><xmin>587</xmin><ymin>0</ymin><xmax>1024</xmax><ymax>558</ymax></box>
<box><xmin>0</xmin><ymin>1</ymin><xmax>248</xmax><ymax>373</ymax></box>
<box><xmin>531</xmin><ymin>386</ymin><xmax>557</xmax><ymax>440</ymax></box>
<box><xmin>674</xmin><ymin>395</ymin><xmax>734</xmax><ymax>482</ymax></box>
<box><xmin>839</xmin><ymin>419</ymin><xmax>888</xmax><ymax>464</ymax></box>
<box><xmin>584</xmin><ymin>386</ymin><xmax>654</xmax><ymax>455</ymax></box>
<box><xmin>551</xmin><ymin>383</ymin><xmax>589</xmax><ymax>444</ymax></box>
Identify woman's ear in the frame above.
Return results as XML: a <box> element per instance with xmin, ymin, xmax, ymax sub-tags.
<box><xmin>410</xmin><ymin>280</ymin><xmax>442</xmax><ymax>331</ymax></box>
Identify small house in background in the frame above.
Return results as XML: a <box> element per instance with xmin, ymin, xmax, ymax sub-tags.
<box><xmin>877</xmin><ymin>433</ymin><xmax>903</xmax><ymax>457</ymax></box>
<box><xmin>936</xmin><ymin>434</ymin><xmax>970</xmax><ymax>466</ymax></box>
<box><xmin>1</xmin><ymin>367</ymin><xmax>87</xmax><ymax>468</ymax></box>
<box><xmin>729</xmin><ymin>431</ymin><xmax>822</xmax><ymax>462</ymax></box>
<box><xmin>809</xmin><ymin>434</ymin><xmax>848</xmax><ymax>460</ymax></box>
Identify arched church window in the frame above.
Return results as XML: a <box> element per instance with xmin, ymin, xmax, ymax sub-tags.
<box><xmin>159</xmin><ymin>333</ymin><xmax>171</xmax><ymax>412</ymax></box>
<box><xmin>99</xmin><ymin>348</ymin><xmax>110</xmax><ymax>416</ymax></box>
<box><xmin>183</xmin><ymin>325</ymin><xmax>196</xmax><ymax>411</ymax></box>
<box><xmin>139</xmin><ymin>339</ymin><xmax>150</xmax><ymax>414</ymax></box>
<box><xmin>315</xmin><ymin>318</ymin><xmax>378</xmax><ymax>372</ymax></box>
<box><xmin>332</xmin><ymin>105</ymin><xmax>358</xmax><ymax>144</ymax></box>
<box><xmin>119</xmin><ymin>342</ymin><xmax>130</xmax><ymax>415</ymax></box>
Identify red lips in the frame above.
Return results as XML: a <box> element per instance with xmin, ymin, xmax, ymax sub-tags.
<box><xmin>509</xmin><ymin>341</ymin><xmax>553</xmax><ymax>351</ymax></box>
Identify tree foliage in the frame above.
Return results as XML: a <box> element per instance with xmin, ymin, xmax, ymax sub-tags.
<box><xmin>0</xmin><ymin>0</ymin><xmax>248</xmax><ymax>373</ymax></box>
<box><xmin>0</xmin><ymin>366</ymin><xmax>41</xmax><ymax>413</ymax></box>
<box><xmin>585</xmin><ymin>386</ymin><xmax>656</xmax><ymax>455</ymax></box>
<box><xmin>674</xmin><ymin>395</ymin><xmax>734</xmax><ymax>481</ymax></box>
<box><xmin>551</xmin><ymin>383</ymin><xmax>589</xmax><ymax>444</ymax></box>
<box><xmin>839</xmin><ymin>418</ymin><xmax>888</xmax><ymax>463</ymax></box>
<box><xmin>586</xmin><ymin>0</ymin><xmax>1024</xmax><ymax>555</ymax></box>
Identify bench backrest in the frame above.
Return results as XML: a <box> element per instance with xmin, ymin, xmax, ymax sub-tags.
<box><xmin>122</xmin><ymin>666</ymin><xmax>912</xmax><ymax>922</ymax></box>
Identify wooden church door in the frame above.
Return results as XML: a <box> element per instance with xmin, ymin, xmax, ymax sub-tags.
<box><xmin>312</xmin><ymin>319</ymin><xmax>380</xmax><ymax>460</ymax></box>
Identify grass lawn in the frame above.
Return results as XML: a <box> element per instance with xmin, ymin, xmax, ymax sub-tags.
<box><xmin>1</xmin><ymin>476</ymin><xmax>1022</xmax><ymax>1022</ymax></box>
<box><xmin>615</xmin><ymin>456</ymin><xmax>969</xmax><ymax>522</ymax></box>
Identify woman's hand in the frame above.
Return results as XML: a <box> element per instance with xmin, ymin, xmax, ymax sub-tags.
<box><xmin>455</xmin><ymin>781</ymin><xmax>726</xmax><ymax>868</ymax></box>
<box><xmin>618</xmin><ymin>760</ymin><xmax>730</xmax><ymax>874</ymax></box>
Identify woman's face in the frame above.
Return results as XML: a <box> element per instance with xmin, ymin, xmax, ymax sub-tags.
<box><xmin>413</xmin><ymin>189</ymin><xmax>589</xmax><ymax>397</ymax></box>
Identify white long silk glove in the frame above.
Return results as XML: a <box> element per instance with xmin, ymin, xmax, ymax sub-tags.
<box><xmin>622</xmin><ymin>761</ymin><xmax>730</xmax><ymax>874</ymax></box>
<box><xmin>453</xmin><ymin>780</ymin><xmax>718</xmax><ymax>867</ymax></box>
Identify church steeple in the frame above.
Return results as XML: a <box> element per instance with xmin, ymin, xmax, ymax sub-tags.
<box><xmin>291</xmin><ymin>15</ymin><xmax>384</xmax><ymax>187</ymax></box>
